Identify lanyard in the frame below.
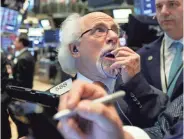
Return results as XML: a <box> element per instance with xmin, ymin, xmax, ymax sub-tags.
<box><xmin>161</xmin><ymin>40</ymin><xmax>183</xmax><ymax>91</ymax></box>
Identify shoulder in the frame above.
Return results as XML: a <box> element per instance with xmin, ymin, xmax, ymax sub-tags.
<box><xmin>137</xmin><ymin>36</ymin><xmax>164</xmax><ymax>56</ymax></box>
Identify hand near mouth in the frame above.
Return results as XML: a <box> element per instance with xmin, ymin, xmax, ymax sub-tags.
<box><xmin>109</xmin><ymin>47</ymin><xmax>141</xmax><ymax>82</ymax></box>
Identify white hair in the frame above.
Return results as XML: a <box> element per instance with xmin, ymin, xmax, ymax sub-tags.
<box><xmin>58</xmin><ymin>13</ymin><xmax>81</xmax><ymax>76</ymax></box>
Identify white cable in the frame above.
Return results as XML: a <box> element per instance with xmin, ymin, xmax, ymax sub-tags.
<box><xmin>116</xmin><ymin>101</ymin><xmax>133</xmax><ymax>126</ymax></box>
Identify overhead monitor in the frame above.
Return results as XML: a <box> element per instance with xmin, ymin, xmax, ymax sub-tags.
<box><xmin>44</xmin><ymin>29</ymin><xmax>60</xmax><ymax>43</ymax></box>
<box><xmin>28</xmin><ymin>28</ymin><xmax>43</xmax><ymax>37</ymax></box>
<box><xmin>113</xmin><ymin>9</ymin><xmax>132</xmax><ymax>19</ymax></box>
<box><xmin>113</xmin><ymin>9</ymin><xmax>132</xmax><ymax>23</ymax></box>
<box><xmin>1</xmin><ymin>7</ymin><xmax>23</xmax><ymax>34</ymax></box>
<box><xmin>88</xmin><ymin>0</ymin><xmax>123</xmax><ymax>7</ymax></box>
<box><xmin>40</xmin><ymin>19</ymin><xmax>51</xmax><ymax>29</ymax></box>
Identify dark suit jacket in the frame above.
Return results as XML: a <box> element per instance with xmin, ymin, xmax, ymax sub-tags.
<box><xmin>114</xmin><ymin>36</ymin><xmax>183</xmax><ymax>129</ymax></box>
<box><xmin>115</xmin><ymin>73</ymin><xmax>169</xmax><ymax>128</ymax></box>
<box><xmin>13</xmin><ymin>49</ymin><xmax>35</xmax><ymax>88</ymax></box>
<box><xmin>137</xmin><ymin>36</ymin><xmax>183</xmax><ymax>101</ymax></box>
<box><xmin>116</xmin><ymin>72</ymin><xmax>183</xmax><ymax>139</ymax></box>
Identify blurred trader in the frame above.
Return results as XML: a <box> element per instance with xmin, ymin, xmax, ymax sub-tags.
<box><xmin>57</xmin><ymin>80</ymin><xmax>183</xmax><ymax>139</ymax></box>
<box><xmin>13</xmin><ymin>36</ymin><xmax>35</xmax><ymax>88</ymax></box>
<box><xmin>138</xmin><ymin>0</ymin><xmax>183</xmax><ymax>97</ymax></box>
<box><xmin>11</xmin><ymin>37</ymin><xmax>35</xmax><ymax>138</ymax></box>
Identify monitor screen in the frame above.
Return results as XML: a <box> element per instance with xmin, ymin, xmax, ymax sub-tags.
<box><xmin>40</xmin><ymin>19</ymin><xmax>51</xmax><ymax>29</ymax></box>
<box><xmin>44</xmin><ymin>29</ymin><xmax>60</xmax><ymax>43</ymax></box>
<box><xmin>28</xmin><ymin>28</ymin><xmax>44</xmax><ymax>37</ymax></box>
<box><xmin>1</xmin><ymin>7</ymin><xmax>22</xmax><ymax>34</ymax></box>
<box><xmin>113</xmin><ymin>9</ymin><xmax>132</xmax><ymax>19</ymax></box>
<box><xmin>1</xmin><ymin>36</ymin><xmax>13</xmax><ymax>50</ymax></box>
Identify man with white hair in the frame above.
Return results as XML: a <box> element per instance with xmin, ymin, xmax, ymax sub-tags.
<box><xmin>57</xmin><ymin>12</ymin><xmax>168</xmax><ymax>128</ymax></box>
<box><xmin>58</xmin><ymin>12</ymin><xmax>140</xmax><ymax>93</ymax></box>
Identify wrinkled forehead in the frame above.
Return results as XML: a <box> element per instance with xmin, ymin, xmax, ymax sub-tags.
<box><xmin>156</xmin><ymin>0</ymin><xmax>182</xmax><ymax>4</ymax></box>
<box><xmin>80</xmin><ymin>12</ymin><xmax>116</xmax><ymax>32</ymax></box>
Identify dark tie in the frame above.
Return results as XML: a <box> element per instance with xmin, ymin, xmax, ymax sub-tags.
<box><xmin>167</xmin><ymin>42</ymin><xmax>183</xmax><ymax>97</ymax></box>
<box><xmin>93</xmin><ymin>81</ymin><xmax>109</xmax><ymax>93</ymax></box>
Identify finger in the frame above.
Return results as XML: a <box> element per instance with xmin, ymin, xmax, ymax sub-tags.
<box><xmin>115</xmin><ymin>57</ymin><xmax>127</xmax><ymax>61</ymax></box>
<box><xmin>58</xmin><ymin>93</ymin><xmax>70</xmax><ymax>111</ymax></box>
<box><xmin>76</xmin><ymin>100</ymin><xmax>123</xmax><ymax>131</ymax></box>
<box><xmin>58</xmin><ymin>118</ymin><xmax>85</xmax><ymax>139</ymax></box>
<box><xmin>67</xmin><ymin>80</ymin><xmax>106</xmax><ymax>109</ymax></box>
<box><xmin>115</xmin><ymin>51</ymin><xmax>132</xmax><ymax>57</ymax></box>
<box><xmin>110</xmin><ymin>61</ymin><xmax>127</xmax><ymax>70</ymax></box>
<box><xmin>111</xmin><ymin>47</ymin><xmax>135</xmax><ymax>55</ymax></box>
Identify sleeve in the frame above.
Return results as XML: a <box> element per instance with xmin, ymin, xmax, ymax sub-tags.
<box><xmin>117</xmin><ymin>72</ymin><xmax>169</xmax><ymax>128</ymax></box>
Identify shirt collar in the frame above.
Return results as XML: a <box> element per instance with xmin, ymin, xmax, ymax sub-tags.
<box><xmin>15</xmin><ymin>48</ymin><xmax>28</xmax><ymax>57</ymax></box>
<box><xmin>164</xmin><ymin>33</ymin><xmax>183</xmax><ymax>49</ymax></box>
<box><xmin>77</xmin><ymin>72</ymin><xmax>93</xmax><ymax>83</ymax></box>
<box><xmin>76</xmin><ymin>72</ymin><xmax>116</xmax><ymax>93</ymax></box>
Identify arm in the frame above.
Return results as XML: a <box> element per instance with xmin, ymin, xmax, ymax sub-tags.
<box><xmin>118</xmin><ymin>72</ymin><xmax>169</xmax><ymax>128</ymax></box>
<box><xmin>110</xmin><ymin>46</ymin><xmax>168</xmax><ymax>127</ymax></box>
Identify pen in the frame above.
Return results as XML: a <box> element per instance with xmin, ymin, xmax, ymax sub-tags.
<box><xmin>53</xmin><ymin>90</ymin><xmax>126</xmax><ymax>120</ymax></box>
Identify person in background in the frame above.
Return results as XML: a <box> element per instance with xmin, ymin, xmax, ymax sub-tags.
<box><xmin>138</xmin><ymin>0</ymin><xmax>183</xmax><ymax>98</ymax></box>
<box><xmin>10</xmin><ymin>36</ymin><xmax>35</xmax><ymax>138</ymax></box>
<box><xmin>57</xmin><ymin>80</ymin><xmax>182</xmax><ymax>139</ymax></box>
<box><xmin>13</xmin><ymin>36</ymin><xmax>35</xmax><ymax>88</ymax></box>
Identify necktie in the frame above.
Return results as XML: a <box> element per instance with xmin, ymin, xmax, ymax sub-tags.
<box><xmin>93</xmin><ymin>81</ymin><xmax>109</xmax><ymax>93</ymax></box>
<box><xmin>167</xmin><ymin>42</ymin><xmax>183</xmax><ymax>97</ymax></box>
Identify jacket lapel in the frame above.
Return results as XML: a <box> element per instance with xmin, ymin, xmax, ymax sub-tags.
<box><xmin>143</xmin><ymin>37</ymin><xmax>163</xmax><ymax>90</ymax></box>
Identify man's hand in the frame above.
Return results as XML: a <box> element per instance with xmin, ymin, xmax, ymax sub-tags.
<box><xmin>57</xmin><ymin>80</ymin><xmax>124</xmax><ymax>139</ymax></box>
<box><xmin>110</xmin><ymin>47</ymin><xmax>140</xmax><ymax>82</ymax></box>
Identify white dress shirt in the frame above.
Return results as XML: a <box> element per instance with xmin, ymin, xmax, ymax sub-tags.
<box><xmin>76</xmin><ymin>72</ymin><xmax>116</xmax><ymax>94</ymax></box>
<box><xmin>15</xmin><ymin>47</ymin><xmax>28</xmax><ymax>57</ymax></box>
<box><xmin>163</xmin><ymin>34</ymin><xmax>183</xmax><ymax>82</ymax></box>
<box><xmin>160</xmin><ymin>34</ymin><xmax>183</xmax><ymax>93</ymax></box>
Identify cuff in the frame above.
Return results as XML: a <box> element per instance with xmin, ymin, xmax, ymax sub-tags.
<box><xmin>122</xmin><ymin>72</ymin><xmax>152</xmax><ymax>97</ymax></box>
<box><xmin>123</xmin><ymin>126</ymin><xmax>151</xmax><ymax>139</ymax></box>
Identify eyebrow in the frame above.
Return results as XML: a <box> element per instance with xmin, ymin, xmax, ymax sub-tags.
<box><xmin>92</xmin><ymin>22</ymin><xmax>119</xmax><ymax>29</ymax></box>
<box><xmin>156</xmin><ymin>0</ymin><xmax>179</xmax><ymax>5</ymax></box>
<box><xmin>92</xmin><ymin>23</ymin><xmax>107</xmax><ymax>28</ymax></box>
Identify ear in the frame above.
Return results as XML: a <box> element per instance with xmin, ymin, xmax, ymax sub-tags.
<box><xmin>69</xmin><ymin>43</ymin><xmax>80</xmax><ymax>58</ymax></box>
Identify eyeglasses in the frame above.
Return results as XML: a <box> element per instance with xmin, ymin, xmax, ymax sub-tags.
<box><xmin>79</xmin><ymin>25</ymin><xmax>120</xmax><ymax>38</ymax></box>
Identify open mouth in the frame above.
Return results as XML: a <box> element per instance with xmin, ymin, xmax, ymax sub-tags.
<box><xmin>102</xmin><ymin>50</ymin><xmax>115</xmax><ymax>59</ymax></box>
<box><xmin>105</xmin><ymin>53</ymin><xmax>115</xmax><ymax>58</ymax></box>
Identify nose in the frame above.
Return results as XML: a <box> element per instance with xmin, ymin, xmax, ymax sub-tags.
<box><xmin>160</xmin><ymin>5</ymin><xmax>170</xmax><ymax>15</ymax></box>
<box><xmin>105</xmin><ymin>30</ymin><xmax>118</xmax><ymax>46</ymax></box>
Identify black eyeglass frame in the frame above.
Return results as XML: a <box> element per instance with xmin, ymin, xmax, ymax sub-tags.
<box><xmin>79</xmin><ymin>28</ymin><xmax>120</xmax><ymax>39</ymax></box>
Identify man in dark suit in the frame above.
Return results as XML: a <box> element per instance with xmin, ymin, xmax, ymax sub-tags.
<box><xmin>13</xmin><ymin>37</ymin><xmax>35</xmax><ymax>88</ymax></box>
<box><xmin>137</xmin><ymin>0</ymin><xmax>183</xmax><ymax>97</ymax></box>
<box><xmin>10</xmin><ymin>37</ymin><xmax>35</xmax><ymax>138</ymax></box>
